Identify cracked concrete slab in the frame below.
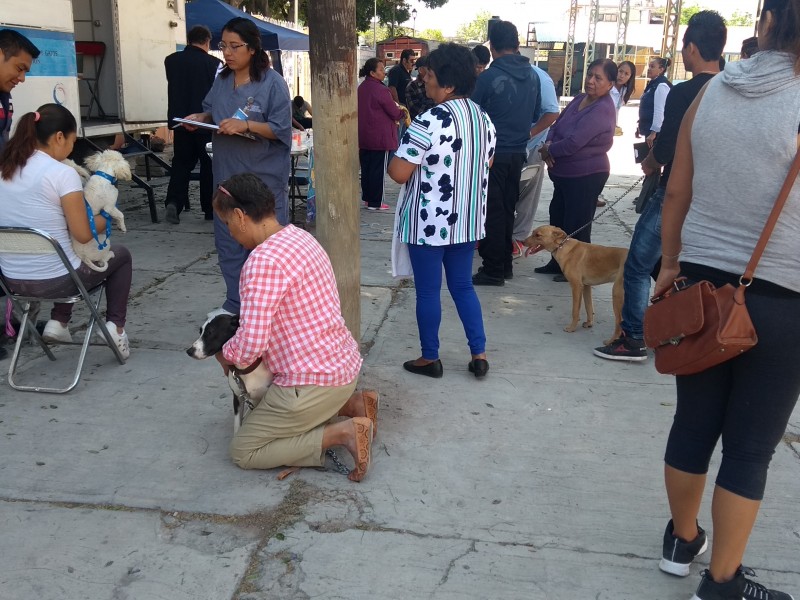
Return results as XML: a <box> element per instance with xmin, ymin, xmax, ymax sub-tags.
<box><xmin>0</xmin><ymin>501</ymin><xmax>257</xmax><ymax>600</ymax></box>
<box><xmin>1</xmin><ymin>109</ymin><xmax>797</xmax><ymax>600</ymax></box>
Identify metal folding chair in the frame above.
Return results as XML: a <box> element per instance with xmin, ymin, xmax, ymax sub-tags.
<box><xmin>0</xmin><ymin>227</ymin><xmax>126</xmax><ymax>394</ymax></box>
<box><xmin>75</xmin><ymin>41</ymin><xmax>107</xmax><ymax>119</ymax></box>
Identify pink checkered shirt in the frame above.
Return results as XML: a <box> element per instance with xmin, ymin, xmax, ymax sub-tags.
<box><xmin>223</xmin><ymin>225</ymin><xmax>363</xmax><ymax>387</ymax></box>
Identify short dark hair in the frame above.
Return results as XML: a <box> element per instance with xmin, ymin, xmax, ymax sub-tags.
<box><xmin>489</xmin><ymin>20</ymin><xmax>519</xmax><ymax>52</ymax></box>
<box><xmin>415</xmin><ymin>55</ymin><xmax>428</xmax><ymax>69</ymax></box>
<box><xmin>426</xmin><ymin>42</ymin><xmax>477</xmax><ymax>96</ymax></box>
<box><xmin>472</xmin><ymin>45</ymin><xmax>490</xmax><ymax>66</ymax></box>
<box><xmin>588</xmin><ymin>58</ymin><xmax>618</xmax><ymax>85</ymax></box>
<box><xmin>187</xmin><ymin>25</ymin><xmax>212</xmax><ymax>46</ymax></box>
<box><xmin>293</xmin><ymin>95</ymin><xmax>305</xmax><ymax>107</ymax></box>
<box><xmin>741</xmin><ymin>36</ymin><xmax>759</xmax><ymax>58</ymax></box>
<box><xmin>213</xmin><ymin>173</ymin><xmax>275</xmax><ymax>221</ymax></box>
<box><xmin>683</xmin><ymin>10</ymin><xmax>727</xmax><ymax>62</ymax></box>
<box><xmin>0</xmin><ymin>29</ymin><xmax>41</xmax><ymax>61</ymax></box>
<box><xmin>400</xmin><ymin>49</ymin><xmax>415</xmax><ymax>62</ymax></box>
<box><xmin>220</xmin><ymin>18</ymin><xmax>270</xmax><ymax>82</ymax></box>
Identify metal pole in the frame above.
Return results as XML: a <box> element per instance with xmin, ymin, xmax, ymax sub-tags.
<box><xmin>373</xmin><ymin>0</ymin><xmax>377</xmax><ymax>49</ymax></box>
<box><xmin>294</xmin><ymin>0</ymin><xmax>300</xmax><ymax>97</ymax></box>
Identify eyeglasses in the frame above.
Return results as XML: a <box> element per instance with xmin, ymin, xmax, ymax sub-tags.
<box><xmin>218</xmin><ymin>41</ymin><xmax>248</xmax><ymax>52</ymax></box>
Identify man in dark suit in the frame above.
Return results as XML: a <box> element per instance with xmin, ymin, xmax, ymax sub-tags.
<box><xmin>164</xmin><ymin>25</ymin><xmax>221</xmax><ymax>224</ymax></box>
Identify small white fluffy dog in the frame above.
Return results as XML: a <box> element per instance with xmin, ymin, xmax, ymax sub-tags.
<box><xmin>66</xmin><ymin>150</ymin><xmax>132</xmax><ymax>272</ymax></box>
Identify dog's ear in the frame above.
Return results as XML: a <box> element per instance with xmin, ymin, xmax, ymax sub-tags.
<box><xmin>231</xmin><ymin>314</ymin><xmax>240</xmax><ymax>329</ymax></box>
<box><xmin>84</xmin><ymin>152</ymin><xmax>101</xmax><ymax>172</ymax></box>
<box><xmin>115</xmin><ymin>156</ymin><xmax>132</xmax><ymax>181</ymax></box>
<box><xmin>554</xmin><ymin>229</ymin><xmax>567</xmax><ymax>243</ymax></box>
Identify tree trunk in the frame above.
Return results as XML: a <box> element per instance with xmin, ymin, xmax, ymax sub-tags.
<box><xmin>306</xmin><ymin>0</ymin><xmax>361</xmax><ymax>341</ymax></box>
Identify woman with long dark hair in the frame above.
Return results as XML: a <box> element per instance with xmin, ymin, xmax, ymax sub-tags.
<box><xmin>653</xmin><ymin>0</ymin><xmax>800</xmax><ymax>597</ymax></box>
<box><xmin>610</xmin><ymin>60</ymin><xmax>636</xmax><ymax>135</ymax></box>
<box><xmin>0</xmin><ymin>104</ymin><xmax>132</xmax><ymax>357</ymax></box>
<box><xmin>183</xmin><ymin>17</ymin><xmax>291</xmax><ymax>315</ymax></box>
<box><xmin>638</xmin><ymin>56</ymin><xmax>671</xmax><ymax>147</ymax></box>
<box><xmin>358</xmin><ymin>57</ymin><xmax>404</xmax><ymax>211</ymax></box>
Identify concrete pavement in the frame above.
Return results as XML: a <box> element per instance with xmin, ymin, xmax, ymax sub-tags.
<box><xmin>1</xmin><ymin>105</ymin><xmax>798</xmax><ymax>599</ymax></box>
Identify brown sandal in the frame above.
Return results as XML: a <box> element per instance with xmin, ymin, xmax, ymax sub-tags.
<box><xmin>348</xmin><ymin>417</ymin><xmax>372</xmax><ymax>482</ymax></box>
<box><xmin>362</xmin><ymin>390</ymin><xmax>379</xmax><ymax>439</ymax></box>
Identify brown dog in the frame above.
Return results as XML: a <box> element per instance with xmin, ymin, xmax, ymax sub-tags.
<box><xmin>523</xmin><ymin>225</ymin><xmax>628</xmax><ymax>344</ymax></box>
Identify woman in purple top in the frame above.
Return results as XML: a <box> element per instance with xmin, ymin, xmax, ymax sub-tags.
<box><xmin>535</xmin><ymin>58</ymin><xmax>617</xmax><ymax>278</ymax></box>
<box><xmin>358</xmin><ymin>58</ymin><xmax>404</xmax><ymax>211</ymax></box>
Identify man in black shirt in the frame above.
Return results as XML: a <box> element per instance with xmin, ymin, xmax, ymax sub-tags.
<box><xmin>595</xmin><ymin>10</ymin><xmax>727</xmax><ymax>361</ymax></box>
<box><xmin>387</xmin><ymin>48</ymin><xmax>415</xmax><ymax>107</ymax></box>
<box><xmin>164</xmin><ymin>25</ymin><xmax>221</xmax><ymax>224</ymax></box>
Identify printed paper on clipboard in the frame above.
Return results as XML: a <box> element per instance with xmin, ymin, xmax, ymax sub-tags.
<box><xmin>172</xmin><ymin>117</ymin><xmax>220</xmax><ymax>131</ymax></box>
<box><xmin>172</xmin><ymin>117</ymin><xmax>257</xmax><ymax>140</ymax></box>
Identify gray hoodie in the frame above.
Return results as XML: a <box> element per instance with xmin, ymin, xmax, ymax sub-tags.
<box><xmin>681</xmin><ymin>51</ymin><xmax>800</xmax><ymax>292</ymax></box>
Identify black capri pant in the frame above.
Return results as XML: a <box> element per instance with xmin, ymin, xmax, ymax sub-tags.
<box><xmin>664</xmin><ymin>264</ymin><xmax>800</xmax><ymax>501</ymax></box>
<box><xmin>548</xmin><ymin>171</ymin><xmax>609</xmax><ymax>243</ymax></box>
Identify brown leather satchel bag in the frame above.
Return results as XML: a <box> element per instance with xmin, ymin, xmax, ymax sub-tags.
<box><xmin>644</xmin><ymin>151</ymin><xmax>800</xmax><ymax>376</ymax></box>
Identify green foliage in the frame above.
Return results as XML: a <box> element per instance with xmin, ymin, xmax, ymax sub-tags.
<box><xmin>456</xmin><ymin>10</ymin><xmax>491</xmax><ymax>42</ymax></box>
<box><xmin>418</xmin><ymin>28</ymin><xmax>445</xmax><ymax>41</ymax></box>
<box><xmin>679</xmin><ymin>3</ymin><xmax>701</xmax><ymax>25</ymax></box>
<box><xmin>222</xmin><ymin>0</ymin><xmax>450</xmax><ymax>33</ymax></box>
<box><xmin>727</xmin><ymin>10</ymin><xmax>754</xmax><ymax>26</ymax></box>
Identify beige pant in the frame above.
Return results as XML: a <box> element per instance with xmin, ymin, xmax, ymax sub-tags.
<box><xmin>230</xmin><ymin>379</ymin><xmax>358</xmax><ymax>470</ymax></box>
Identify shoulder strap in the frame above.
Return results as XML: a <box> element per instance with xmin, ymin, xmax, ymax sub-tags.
<box><xmin>743</xmin><ymin>150</ymin><xmax>800</xmax><ymax>281</ymax></box>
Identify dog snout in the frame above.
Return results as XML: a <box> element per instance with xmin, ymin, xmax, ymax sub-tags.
<box><xmin>186</xmin><ymin>342</ymin><xmax>207</xmax><ymax>359</ymax></box>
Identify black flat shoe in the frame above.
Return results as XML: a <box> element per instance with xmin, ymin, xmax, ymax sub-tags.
<box><xmin>534</xmin><ymin>261</ymin><xmax>561</xmax><ymax>275</ymax></box>
<box><xmin>472</xmin><ymin>270</ymin><xmax>505</xmax><ymax>286</ymax></box>
<box><xmin>553</xmin><ymin>274</ymin><xmax>568</xmax><ymax>282</ymax></box>
<box><xmin>468</xmin><ymin>359</ymin><xmax>489</xmax><ymax>378</ymax></box>
<box><xmin>403</xmin><ymin>359</ymin><xmax>443</xmax><ymax>378</ymax></box>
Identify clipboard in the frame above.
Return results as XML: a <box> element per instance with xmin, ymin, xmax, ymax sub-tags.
<box><xmin>172</xmin><ymin>117</ymin><xmax>257</xmax><ymax>140</ymax></box>
<box><xmin>172</xmin><ymin>117</ymin><xmax>219</xmax><ymax>131</ymax></box>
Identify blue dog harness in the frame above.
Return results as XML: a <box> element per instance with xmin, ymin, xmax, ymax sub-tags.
<box><xmin>85</xmin><ymin>170</ymin><xmax>117</xmax><ymax>250</ymax></box>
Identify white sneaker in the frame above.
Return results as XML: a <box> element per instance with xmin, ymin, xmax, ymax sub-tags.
<box><xmin>104</xmin><ymin>321</ymin><xmax>130</xmax><ymax>359</ymax></box>
<box><xmin>42</xmin><ymin>320</ymin><xmax>72</xmax><ymax>343</ymax></box>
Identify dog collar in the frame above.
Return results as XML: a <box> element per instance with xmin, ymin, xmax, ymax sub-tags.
<box><xmin>553</xmin><ymin>238</ymin><xmax>571</xmax><ymax>254</ymax></box>
<box><xmin>232</xmin><ymin>356</ymin><xmax>263</xmax><ymax>376</ymax></box>
<box><xmin>95</xmin><ymin>170</ymin><xmax>118</xmax><ymax>185</ymax></box>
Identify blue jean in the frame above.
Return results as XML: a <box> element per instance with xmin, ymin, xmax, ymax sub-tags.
<box><xmin>621</xmin><ymin>186</ymin><xmax>664</xmax><ymax>339</ymax></box>
<box><xmin>407</xmin><ymin>242</ymin><xmax>486</xmax><ymax>360</ymax></box>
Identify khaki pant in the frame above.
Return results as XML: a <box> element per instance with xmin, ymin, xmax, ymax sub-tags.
<box><xmin>230</xmin><ymin>379</ymin><xmax>358</xmax><ymax>470</ymax></box>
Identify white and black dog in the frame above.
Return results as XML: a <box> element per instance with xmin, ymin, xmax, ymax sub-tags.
<box><xmin>186</xmin><ymin>312</ymin><xmax>272</xmax><ymax>433</ymax></box>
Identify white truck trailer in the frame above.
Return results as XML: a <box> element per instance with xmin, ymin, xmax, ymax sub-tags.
<box><xmin>1</xmin><ymin>0</ymin><xmax>186</xmax><ymax>137</ymax></box>
<box><xmin>2</xmin><ymin>0</ymin><xmax>187</xmax><ymax>221</ymax></box>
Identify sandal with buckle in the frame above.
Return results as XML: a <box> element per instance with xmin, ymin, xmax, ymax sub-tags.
<box><xmin>348</xmin><ymin>417</ymin><xmax>373</xmax><ymax>482</ymax></box>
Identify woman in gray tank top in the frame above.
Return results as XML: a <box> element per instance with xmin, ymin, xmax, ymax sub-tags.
<box><xmin>653</xmin><ymin>2</ymin><xmax>800</xmax><ymax>599</ymax></box>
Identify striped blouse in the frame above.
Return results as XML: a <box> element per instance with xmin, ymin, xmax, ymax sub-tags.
<box><xmin>395</xmin><ymin>98</ymin><xmax>496</xmax><ymax>246</ymax></box>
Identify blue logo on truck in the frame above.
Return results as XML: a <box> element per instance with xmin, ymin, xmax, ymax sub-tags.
<box><xmin>8</xmin><ymin>27</ymin><xmax>78</xmax><ymax>78</ymax></box>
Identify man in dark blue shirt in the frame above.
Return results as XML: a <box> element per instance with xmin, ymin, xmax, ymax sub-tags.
<box><xmin>0</xmin><ymin>29</ymin><xmax>40</xmax><ymax>362</ymax></box>
<box><xmin>594</xmin><ymin>11</ymin><xmax>727</xmax><ymax>361</ymax></box>
<box><xmin>0</xmin><ymin>29</ymin><xmax>39</xmax><ymax>156</ymax></box>
<box><xmin>164</xmin><ymin>25</ymin><xmax>221</xmax><ymax>224</ymax></box>
<box><xmin>471</xmin><ymin>21</ymin><xmax>539</xmax><ymax>285</ymax></box>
